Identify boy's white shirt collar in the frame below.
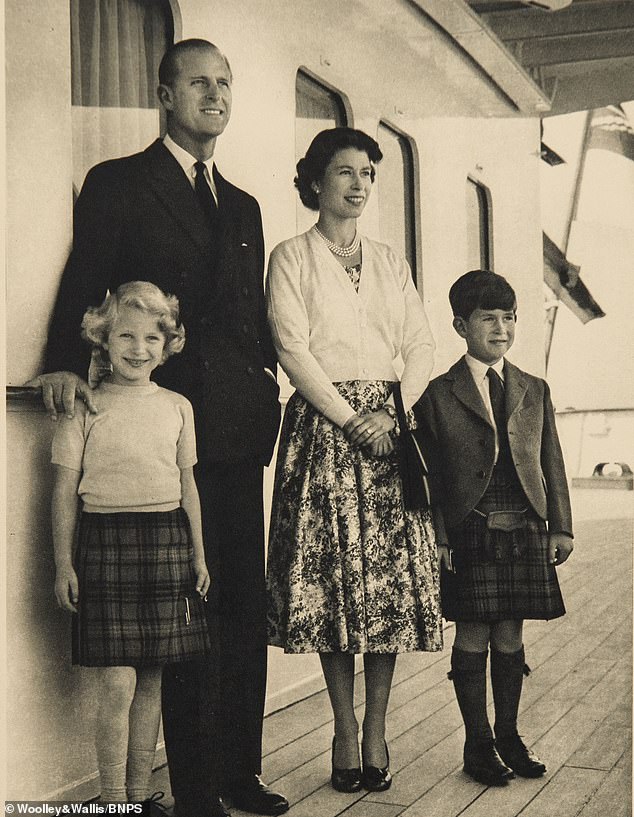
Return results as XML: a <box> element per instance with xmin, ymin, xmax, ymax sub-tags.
<box><xmin>465</xmin><ymin>353</ymin><xmax>505</xmax><ymax>384</ymax></box>
<box><xmin>464</xmin><ymin>354</ymin><xmax>505</xmax><ymax>457</ymax></box>
<box><xmin>163</xmin><ymin>134</ymin><xmax>217</xmax><ymax>201</ymax></box>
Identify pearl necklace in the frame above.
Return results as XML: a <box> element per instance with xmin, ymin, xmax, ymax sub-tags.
<box><xmin>314</xmin><ymin>226</ymin><xmax>361</xmax><ymax>258</ymax></box>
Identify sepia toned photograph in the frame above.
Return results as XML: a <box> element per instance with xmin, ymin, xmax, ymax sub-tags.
<box><xmin>4</xmin><ymin>1</ymin><xmax>633</xmax><ymax>815</ymax></box>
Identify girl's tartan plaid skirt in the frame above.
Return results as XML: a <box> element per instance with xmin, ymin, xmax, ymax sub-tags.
<box><xmin>441</xmin><ymin>468</ymin><xmax>566</xmax><ymax>622</ymax></box>
<box><xmin>72</xmin><ymin>508</ymin><xmax>210</xmax><ymax>666</ymax></box>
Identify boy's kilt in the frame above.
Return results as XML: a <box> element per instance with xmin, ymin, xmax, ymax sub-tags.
<box><xmin>73</xmin><ymin>508</ymin><xmax>210</xmax><ymax>666</ymax></box>
<box><xmin>441</xmin><ymin>467</ymin><xmax>566</xmax><ymax>622</ymax></box>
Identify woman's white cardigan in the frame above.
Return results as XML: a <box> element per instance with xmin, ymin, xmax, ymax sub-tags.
<box><xmin>266</xmin><ymin>226</ymin><xmax>435</xmax><ymax>428</ymax></box>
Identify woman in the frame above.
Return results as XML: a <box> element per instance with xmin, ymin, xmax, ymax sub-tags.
<box><xmin>266</xmin><ymin>127</ymin><xmax>442</xmax><ymax>794</ymax></box>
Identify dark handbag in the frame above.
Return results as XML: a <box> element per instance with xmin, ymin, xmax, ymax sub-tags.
<box><xmin>393</xmin><ymin>383</ymin><xmax>431</xmax><ymax>511</ymax></box>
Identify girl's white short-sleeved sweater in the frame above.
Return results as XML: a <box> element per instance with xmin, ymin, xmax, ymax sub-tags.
<box><xmin>51</xmin><ymin>381</ymin><xmax>197</xmax><ymax>513</ymax></box>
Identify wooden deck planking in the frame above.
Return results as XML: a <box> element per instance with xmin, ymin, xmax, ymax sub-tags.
<box><xmin>518</xmin><ymin>767</ymin><xmax>607</xmax><ymax>817</ymax></box>
<box><xmin>150</xmin><ymin>515</ymin><xmax>631</xmax><ymax>817</ymax></box>
<box><xmin>576</xmin><ymin>767</ymin><xmax>632</xmax><ymax>817</ymax></box>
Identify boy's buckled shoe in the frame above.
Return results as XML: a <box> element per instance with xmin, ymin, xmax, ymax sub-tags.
<box><xmin>463</xmin><ymin>739</ymin><xmax>515</xmax><ymax>786</ymax></box>
<box><xmin>496</xmin><ymin>734</ymin><xmax>546</xmax><ymax>778</ymax></box>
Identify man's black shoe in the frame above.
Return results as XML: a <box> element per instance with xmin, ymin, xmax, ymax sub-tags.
<box><xmin>225</xmin><ymin>775</ymin><xmax>289</xmax><ymax>815</ymax></box>
<box><xmin>463</xmin><ymin>740</ymin><xmax>515</xmax><ymax>786</ymax></box>
<box><xmin>496</xmin><ymin>734</ymin><xmax>546</xmax><ymax>778</ymax></box>
<box><xmin>173</xmin><ymin>794</ymin><xmax>230</xmax><ymax>817</ymax></box>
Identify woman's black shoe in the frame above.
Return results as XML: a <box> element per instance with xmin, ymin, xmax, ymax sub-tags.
<box><xmin>361</xmin><ymin>741</ymin><xmax>393</xmax><ymax>792</ymax></box>
<box><xmin>331</xmin><ymin>737</ymin><xmax>363</xmax><ymax>793</ymax></box>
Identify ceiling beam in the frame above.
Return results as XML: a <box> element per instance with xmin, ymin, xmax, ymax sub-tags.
<box><xmin>508</xmin><ymin>28</ymin><xmax>634</xmax><ymax>66</ymax></box>
<box><xmin>543</xmin><ymin>62</ymin><xmax>634</xmax><ymax>114</ymax></box>
<box><xmin>476</xmin><ymin>0</ymin><xmax>634</xmax><ymax>40</ymax></box>
<box><xmin>409</xmin><ymin>0</ymin><xmax>553</xmax><ymax>112</ymax></box>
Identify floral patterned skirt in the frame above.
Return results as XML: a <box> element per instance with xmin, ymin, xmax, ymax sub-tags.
<box><xmin>266</xmin><ymin>380</ymin><xmax>443</xmax><ymax>654</ymax></box>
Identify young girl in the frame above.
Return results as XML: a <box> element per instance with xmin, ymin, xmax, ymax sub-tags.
<box><xmin>51</xmin><ymin>280</ymin><xmax>211</xmax><ymax>806</ymax></box>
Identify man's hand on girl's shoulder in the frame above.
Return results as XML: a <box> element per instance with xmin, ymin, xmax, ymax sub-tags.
<box><xmin>24</xmin><ymin>371</ymin><xmax>98</xmax><ymax>420</ymax></box>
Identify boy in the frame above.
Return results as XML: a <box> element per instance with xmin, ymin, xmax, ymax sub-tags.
<box><xmin>416</xmin><ymin>270</ymin><xmax>573</xmax><ymax>786</ymax></box>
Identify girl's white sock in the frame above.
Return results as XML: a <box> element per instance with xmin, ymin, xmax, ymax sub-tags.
<box><xmin>126</xmin><ymin>748</ymin><xmax>156</xmax><ymax>802</ymax></box>
<box><xmin>98</xmin><ymin>759</ymin><xmax>128</xmax><ymax>802</ymax></box>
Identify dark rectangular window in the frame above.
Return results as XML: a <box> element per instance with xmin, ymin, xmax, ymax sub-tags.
<box><xmin>295</xmin><ymin>70</ymin><xmax>348</xmax><ymax>231</ymax></box>
<box><xmin>466</xmin><ymin>177</ymin><xmax>492</xmax><ymax>270</ymax></box>
<box><xmin>70</xmin><ymin>0</ymin><xmax>173</xmax><ymax>194</ymax></box>
<box><xmin>377</xmin><ymin>121</ymin><xmax>418</xmax><ymax>281</ymax></box>
<box><xmin>295</xmin><ymin>70</ymin><xmax>348</xmax><ymax>161</ymax></box>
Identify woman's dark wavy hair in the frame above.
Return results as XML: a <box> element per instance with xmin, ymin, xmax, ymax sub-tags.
<box><xmin>449</xmin><ymin>270</ymin><xmax>517</xmax><ymax>320</ymax></box>
<box><xmin>294</xmin><ymin>127</ymin><xmax>383</xmax><ymax>211</ymax></box>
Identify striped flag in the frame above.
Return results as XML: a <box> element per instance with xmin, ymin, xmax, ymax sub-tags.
<box><xmin>587</xmin><ymin>105</ymin><xmax>634</xmax><ymax>161</ymax></box>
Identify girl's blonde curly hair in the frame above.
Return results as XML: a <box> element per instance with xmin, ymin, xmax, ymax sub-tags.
<box><xmin>81</xmin><ymin>281</ymin><xmax>185</xmax><ymax>363</ymax></box>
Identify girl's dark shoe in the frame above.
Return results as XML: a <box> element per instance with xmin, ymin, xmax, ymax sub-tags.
<box><xmin>496</xmin><ymin>734</ymin><xmax>546</xmax><ymax>778</ymax></box>
<box><xmin>463</xmin><ymin>739</ymin><xmax>515</xmax><ymax>786</ymax></box>
<box><xmin>361</xmin><ymin>741</ymin><xmax>392</xmax><ymax>792</ymax></box>
<box><xmin>138</xmin><ymin>791</ymin><xmax>171</xmax><ymax>816</ymax></box>
<box><xmin>331</xmin><ymin>737</ymin><xmax>363</xmax><ymax>793</ymax></box>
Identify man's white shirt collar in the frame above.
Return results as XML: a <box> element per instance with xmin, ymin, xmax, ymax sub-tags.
<box><xmin>163</xmin><ymin>134</ymin><xmax>217</xmax><ymax>201</ymax></box>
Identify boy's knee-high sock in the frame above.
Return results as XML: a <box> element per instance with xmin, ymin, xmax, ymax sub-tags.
<box><xmin>450</xmin><ymin>648</ymin><xmax>493</xmax><ymax>747</ymax></box>
<box><xmin>490</xmin><ymin>646</ymin><xmax>525</xmax><ymax>740</ymax></box>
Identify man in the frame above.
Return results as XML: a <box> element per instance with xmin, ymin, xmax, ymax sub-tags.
<box><xmin>30</xmin><ymin>39</ymin><xmax>287</xmax><ymax>817</ymax></box>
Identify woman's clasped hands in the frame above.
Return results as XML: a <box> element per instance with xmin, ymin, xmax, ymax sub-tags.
<box><xmin>343</xmin><ymin>409</ymin><xmax>395</xmax><ymax>457</ymax></box>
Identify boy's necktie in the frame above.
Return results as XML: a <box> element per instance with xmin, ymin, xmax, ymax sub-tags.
<box><xmin>486</xmin><ymin>368</ymin><xmax>506</xmax><ymax>433</ymax></box>
<box><xmin>194</xmin><ymin>161</ymin><xmax>219</xmax><ymax>229</ymax></box>
<box><xmin>487</xmin><ymin>367</ymin><xmax>512</xmax><ymax>468</ymax></box>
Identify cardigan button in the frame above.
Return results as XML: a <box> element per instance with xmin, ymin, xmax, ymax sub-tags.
<box><xmin>477</xmin><ymin>470</ymin><xmax>486</xmax><ymax>478</ymax></box>
<box><xmin>203</xmin><ymin>360</ymin><xmax>210</xmax><ymax>371</ymax></box>
<box><xmin>246</xmin><ymin>365</ymin><xmax>255</xmax><ymax>376</ymax></box>
<box><xmin>242</xmin><ymin>323</ymin><xmax>250</xmax><ymax>335</ymax></box>
<box><xmin>241</xmin><ymin>286</ymin><xmax>249</xmax><ymax>297</ymax></box>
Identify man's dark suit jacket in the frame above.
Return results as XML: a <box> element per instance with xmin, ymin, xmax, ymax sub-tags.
<box><xmin>45</xmin><ymin>139</ymin><xmax>281</xmax><ymax>466</ymax></box>
<box><xmin>416</xmin><ymin>356</ymin><xmax>573</xmax><ymax>539</ymax></box>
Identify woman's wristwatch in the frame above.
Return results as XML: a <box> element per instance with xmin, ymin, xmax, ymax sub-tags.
<box><xmin>383</xmin><ymin>403</ymin><xmax>398</xmax><ymax>433</ymax></box>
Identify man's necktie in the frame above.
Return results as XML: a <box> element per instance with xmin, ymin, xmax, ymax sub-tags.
<box><xmin>487</xmin><ymin>367</ymin><xmax>512</xmax><ymax>468</ymax></box>
<box><xmin>194</xmin><ymin>161</ymin><xmax>218</xmax><ymax>228</ymax></box>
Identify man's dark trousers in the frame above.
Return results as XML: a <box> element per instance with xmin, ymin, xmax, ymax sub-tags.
<box><xmin>162</xmin><ymin>459</ymin><xmax>268</xmax><ymax>799</ymax></box>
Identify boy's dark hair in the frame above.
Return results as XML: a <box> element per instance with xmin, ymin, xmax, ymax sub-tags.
<box><xmin>449</xmin><ymin>269</ymin><xmax>517</xmax><ymax>319</ymax></box>
<box><xmin>295</xmin><ymin>127</ymin><xmax>383</xmax><ymax>210</ymax></box>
